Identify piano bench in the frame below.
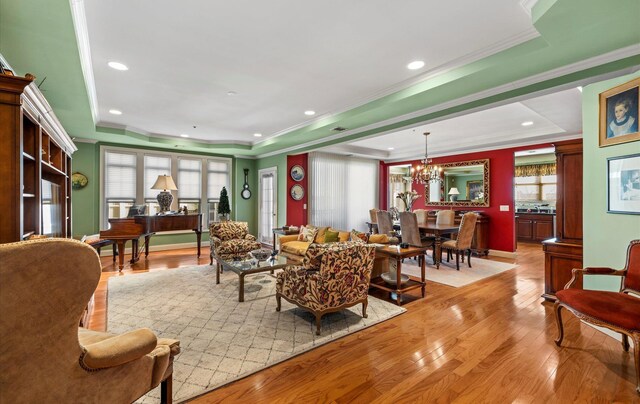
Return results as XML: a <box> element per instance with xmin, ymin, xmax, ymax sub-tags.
<box><xmin>85</xmin><ymin>239</ymin><xmax>118</xmax><ymax>262</ymax></box>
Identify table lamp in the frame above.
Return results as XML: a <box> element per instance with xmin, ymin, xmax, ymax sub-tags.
<box><xmin>448</xmin><ymin>187</ymin><xmax>460</xmax><ymax>202</ymax></box>
<box><xmin>151</xmin><ymin>174</ymin><xmax>178</xmax><ymax>213</ymax></box>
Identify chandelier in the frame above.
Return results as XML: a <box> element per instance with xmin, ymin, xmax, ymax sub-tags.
<box><xmin>411</xmin><ymin>132</ymin><xmax>442</xmax><ymax>184</ymax></box>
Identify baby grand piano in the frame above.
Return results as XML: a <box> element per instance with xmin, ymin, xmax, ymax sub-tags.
<box><xmin>100</xmin><ymin>214</ymin><xmax>203</xmax><ymax>271</ymax></box>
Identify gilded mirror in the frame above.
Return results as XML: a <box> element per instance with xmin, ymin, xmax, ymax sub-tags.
<box><xmin>425</xmin><ymin>159</ymin><xmax>489</xmax><ymax>207</ymax></box>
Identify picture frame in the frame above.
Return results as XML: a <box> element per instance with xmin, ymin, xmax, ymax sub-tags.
<box><xmin>290</xmin><ymin>165</ymin><xmax>305</xmax><ymax>181</ymax></box>
<box><xmin>599</xmin><ymin>78</ymin><xmax>640</xmax><ymax>147</ymax></box>
<box><xmin>466</xmin><ymin>180</ymin><xmax>483</xmax><ymax>200</ymax></box>
<box><xmin>290</xmin><ymin>184</ymin><xmax>304</xmax><ymax>201</ymax></box>
<box><xmin>607</xmin><ymin>153</ymin><xmax>640</xmax><ymax>215</ymax></box>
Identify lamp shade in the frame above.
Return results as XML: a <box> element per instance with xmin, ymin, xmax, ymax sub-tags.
<box><xmin>448</xmin><ymin>187</ymin><xmax>460</xmax><ymax>195</ymax></box>
<box><xmin>151</xmin><ymin>174</ymin><xmax>178</xmax><ymax>191</ymax></box>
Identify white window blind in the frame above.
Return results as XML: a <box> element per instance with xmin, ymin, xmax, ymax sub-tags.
<box><xmin>105</xmin><ymin>151</ymin><xmax>137</xmax><ymax>199</ymax></box>
<box><xmin>309</xmin><ymin>152</ymin><xmax>378</xmax><ymax>231</ymax></box>
<box><xmin>144</xmin><ymin>155</ymin><xmax>171</xmax><ymax>199</ymax></box>
<box><xmin>178</xmin><ymin>158</ymin><xmax>202</xmax><ymax>199</ymax></box>
<box><xmin>207</xmin><ymin>161</ymin><xmax>230</xmax><ymax>201</ymax></box>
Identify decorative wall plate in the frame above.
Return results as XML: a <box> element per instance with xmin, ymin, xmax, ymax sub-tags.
<box><xmin>71</xmin><ymin>172</ymin><xmax>88</xmax><ymax>189</ymax></box>
<box><xmin>290</xmin><ymin>165</ymin><xmax>305</xmax><ymax>181</ymax></box>
<box><xmin>290</xmin><ymin>184</ymin><xmax>304</xmax><ymax>201</ymax></box>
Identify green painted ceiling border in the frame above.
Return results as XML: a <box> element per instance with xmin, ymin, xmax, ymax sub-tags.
<box><xmin>1</xmin><ymin>0</ymin><xmax>639</xmax><ymax>158</ymax></box>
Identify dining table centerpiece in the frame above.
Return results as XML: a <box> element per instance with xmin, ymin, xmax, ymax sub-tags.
<box><xmin>396</xmin><ymin>190</ymin><xmax>421</xmax><ymax>211</ymax></box>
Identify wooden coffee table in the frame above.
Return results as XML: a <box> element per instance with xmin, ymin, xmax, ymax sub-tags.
<box><xmin>213</xmin><ymin>252</ymin><xmax>290</xmax><ymax>302</ymax></box>
<box><xmin>371</xmin><ymin>245</ymin><xmax>427</xmax><ymax>305</ymax></box>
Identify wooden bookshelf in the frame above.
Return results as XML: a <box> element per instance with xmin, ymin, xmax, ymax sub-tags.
<box><xmin>0</xmin><ymin>74</ymin><xmax>76</xmax><ymax>243</ymax></box>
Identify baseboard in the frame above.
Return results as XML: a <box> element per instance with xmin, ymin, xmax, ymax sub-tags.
<box><xmin>488</xmin><ymin>249</ymin><xmax>517</xmax><ymax>259</ymax></box>
<box><xmin>582</xmin><ymin>322</ymin><xmax>635</xmax><ymax>348</ymax></box>
<box><xmin>99</xmin><ymin>241</ymin><xmax>203</xmax><ymax>256</ymax></box>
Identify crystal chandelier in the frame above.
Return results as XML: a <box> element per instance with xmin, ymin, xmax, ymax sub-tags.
<box><xmin>411</xmin><ymin>132</ymin><xmax>442</xmax><ymax>184</ymax></box>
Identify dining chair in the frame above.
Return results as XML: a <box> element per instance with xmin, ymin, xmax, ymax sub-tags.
<box><xmin>414</xmin><ymin>209</ymin><xmax>429</xmax><ymax>226</ymax></box>
<box><xmin>376</xmin><ymin>210</ymin><xmax>394</xmax><ymax>236</ymax></box>
<box><xmin>369</xmin><ymin>208</ymin><xmax>380</xmax><ymax>233</ymax></box>
<box><xmin>399</xmin><ymin>212</ymin><xmax>435</xmax><ymax>263</ymax></box>
<box><xmin>441</xmin><ymin>212</ymin><xmax>478</xmax><ymax>270</ymax></box>
<box><xmin>436</xmin><ymin>210</ymin><xmax>455</xmax><ymax>226</ymax></box>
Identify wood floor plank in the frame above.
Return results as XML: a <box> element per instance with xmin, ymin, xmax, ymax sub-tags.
<box><xmin>87</xmin><ymin>243</ymin><xmax>640</xmax><ymax>402</ymax></box>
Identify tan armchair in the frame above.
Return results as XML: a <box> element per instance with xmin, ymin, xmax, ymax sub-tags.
<box><xmin>441</xmin><ymin>212</ymin><xmax>478</xmax><ymax>270</ymax></box>
<box><xmin>209</xmin><ymin>221</ymin><xmax>261</xmax><ymax>264</ymax></box>
<box><xmin>276</xmin><ymin>242</ymin><xmax>376</xmax><ymax>335</ymax></box>
<box><xmin>0</xmin><ymin>239</ymin><xmax>180</xmax><ymax>403</ymax></box>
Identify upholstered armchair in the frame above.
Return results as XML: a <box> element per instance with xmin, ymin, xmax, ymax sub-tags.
<box><xmin>0</xmin><ymin>239</ymin><xmax>180</xmax><ymax>403</ymax></box>
<box><xmin>441</xmin><ymin>212</ymin><xmax>478</xmax><ymax>270</ymax></box>
<box><xmin>554</xmin><ymin>239</ymin><xmax>640</xmax><ymax>394</ymax></box>
<box><xmin>209</xmin><ymin>221</ymin><xmax>261</xmax><ymax>264</ymax></box>
<box><xmin>276</xmin><ymin>242</ymin><xmax>376</xmax><ymax>335</ymax></box>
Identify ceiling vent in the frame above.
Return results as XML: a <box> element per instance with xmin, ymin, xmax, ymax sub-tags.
<box><xmin>332</xmin><ymin>126</ymin><xmax>347</xmax><ymax>132</ymax></box>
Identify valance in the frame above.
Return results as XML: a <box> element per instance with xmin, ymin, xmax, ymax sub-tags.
<box><xmin>515</xmin><ymin>163</ymin><xmax>556</xmax><ymax>177</ymax></box>
<box><xmin>389</xmin><ymin>174</ymin><xmax>406</xmax><ymax>183</ymax></box>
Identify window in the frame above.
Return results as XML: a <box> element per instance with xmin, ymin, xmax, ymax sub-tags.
<box><xmin>515</xmin><ymin>175</ymin><xmax>557</xmax><ymax>202</ymax></box>
<box><xmin>178</xmin><ymin>158</ymin><xmax>202</xmax><ymax>214</ymax></box>
<box><xmin>105</xmin><ymin>151</ymin><xmax>137</xmax><ymax>221</ymax></box>
<box><xmin>101</xmin><ymin>147</ymin><xmax>230</xmax><ymax>228</ymax></box>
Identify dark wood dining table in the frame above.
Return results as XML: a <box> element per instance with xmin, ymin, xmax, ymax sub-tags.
<box><xmin>418</xmin><ymin>223</ymin><xmax>459</xmax><ymax>269</ymax></box>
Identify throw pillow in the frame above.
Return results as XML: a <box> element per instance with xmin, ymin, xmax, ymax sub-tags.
<box><xmin>314</xmin><ymin>226</ymin><xmax>329</xmax><ymax>243</ymax></box>
<box><xmin>297</xmin><ymin>225</ymin><xmax>307</xmax><ymax>241</ymax></box>
<box><xmin>299</xmin><ymin>226</ymin><xmax>318</xmax><ymax>242</ymax></box>
<box><xmin>368</xmin><ymin>233</ymin><xmax>389</xmax><ymax>244</ymax></box>
<box><xmin>324</xmin><ymin>229</ymin><xmax>339</xmax><ymax>243</ymax></box>
<box><xmin>350</xmin><ymin>230</ymin><xmax>368</xmax><ymax>244</ymax></box>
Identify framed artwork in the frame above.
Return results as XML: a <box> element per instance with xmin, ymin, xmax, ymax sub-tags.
<box><xmin>466</xmin><ymin>180</ymin><xmax>483</xmax><ymax>200</ymax></box>
<box><xmin>607</xmin><ymin>153</ymin><xmax>640</xmax><ymax>214</ymax></box>
<box><xmin>290</xmin><ymin>184</ymin><xmax>304</xmax><ymax>201</ymax></box>
<box><xmin>599</xmin><ymin>78</ymin><xmax>640</xmax><ymax>147</ymax></box>
<box><xmin>290</xmin><ymin>165</ymin><xmax>305</xmax><ymax>181</ymax></box>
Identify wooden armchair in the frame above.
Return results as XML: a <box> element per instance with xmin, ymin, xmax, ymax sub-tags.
<box><xmin>554</xmin><ymin>239</ymin><xmax>640</xmax><ymax>394</ymax></box>
<box><xmin>0</xmin><ymin>239</ymin><xmax>180</xmax><ymax>403</ymax></box>
<box><xmin>209</xmin><ymin>221</ymin><xmax>261</xmax><ymax>264</ymax></box>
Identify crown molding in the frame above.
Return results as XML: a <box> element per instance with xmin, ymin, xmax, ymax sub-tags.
<box><xmin>69</xmin><ymin>0</ymin><xmax>99</xmax><ymax>125</ymax></box>
<box><xmin>520</xmin><ymin>0</ymin><xmax>539</xmax><ymax>16</ymax></box>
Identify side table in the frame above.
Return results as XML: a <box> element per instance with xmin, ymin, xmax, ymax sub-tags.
<box><xmin>371</xmin><ymin>245</ymin><xmax>427</xmax><ymax>305</ymax></box>
<box><xmin>272</xmin><ymin>228</ymin><xmax>299</xmax><ymax>248</ymax></box>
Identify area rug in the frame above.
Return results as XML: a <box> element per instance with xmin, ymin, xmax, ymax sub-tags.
<box><xmin>107</xmin><ymin>266</ymin><xmax>406</xmax><ymax>403</ymax></box>
<box><xmin>397</xmin><ymin>253</ymin><xmax>518</xmax><ymax>288</ymax></box>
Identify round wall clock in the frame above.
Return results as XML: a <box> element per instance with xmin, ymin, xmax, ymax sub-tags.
<box><xmin>290</xmin><ymin>165</ymin><xmax>305</xmax><ymax>181</ymax></box>
<box><xmin>290</xmin><ymin>184</ymin><xmax>304</xmax><ymax>201</ymax></box>
<box><xmin>71</xmin><ymin>172</ymin><xmax>88</xmax><ymax>189</ymax></box>
<box><xmin>240</xmin><ymin>168</ymin><xmax>252</xmax><ymax>200</ymax></box>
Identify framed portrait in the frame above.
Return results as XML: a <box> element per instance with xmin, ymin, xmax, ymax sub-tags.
<box><xmin>607</xmin><ymin>153</ymin><xmax>640</xmax><ymax>215</ymax></box>
<box><xmin>599</xmin><ymin>78</ymin><xmax>640</xmax><ymax>147</ymax></box>
<box><xmin>466</xmin><ymin>180</ymin><xmax>483</xmax><ymax>200</ymax></box>
<box><xmin>290</xmin><ymin>165</ymin><xmax>305</xmax><ymax>181</ymax></box>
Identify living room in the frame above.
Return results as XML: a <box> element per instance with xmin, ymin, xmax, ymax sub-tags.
<box><xmin>1</xmin><ymin>0</ymin><xmax>639</xmax><ymax>402</ymax></box>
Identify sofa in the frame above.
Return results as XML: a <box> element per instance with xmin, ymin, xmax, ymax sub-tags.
<box><xmin>276</xmin><ymin>242</ymin><xmax>376</xmax><ymax>335</ymax></box>
<box><xmin>279</xmin><ymin>225</ymin><xmax>393</xmax><ymax>278</ymax></box>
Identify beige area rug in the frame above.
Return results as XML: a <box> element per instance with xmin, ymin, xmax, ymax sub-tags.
<box><xmin>107</xmin><ymin>265</ymin><xmax>406</xmax><ymax>403</ymax></box>
<box><xmin>396</xmin><ymin>253</ymin><xmax>518</xmax><ymax>288</ymax></box>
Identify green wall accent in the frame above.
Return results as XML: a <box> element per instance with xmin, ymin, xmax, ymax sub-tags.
<box><xmin>582</xmin><ymin>72</ymin><xmax>640</xmax><ymax>291</ymax></box>
<box><xmin>233</xmin><ymin>158</ymin><xmax>258</xmax><ymax>235</ymax></box>
<box><xmin>71</xmin><ymin>142</ymin><xmax>100</xmax><ymax>236</ymax></box>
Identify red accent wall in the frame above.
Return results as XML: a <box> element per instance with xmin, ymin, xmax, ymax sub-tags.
<box><xmin>383</xmin><ymin>143</ymin><xmax>555</xmax><ymax>253</ymax></box>
<box><xmin>379</xmin><ymin>161</ymin><xmax>389</xmax><ymax>210</ymax></box>
<box><xmin>286</xmin><ymin>154</ymin><xmax>308</xmax><ymax>226</ymax></box>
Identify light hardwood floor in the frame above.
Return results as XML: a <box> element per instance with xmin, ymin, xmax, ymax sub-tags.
<box><xmin>92</xmin><ymin>243</ymin><xmax>639</xmax><ymax>403</ymax></box>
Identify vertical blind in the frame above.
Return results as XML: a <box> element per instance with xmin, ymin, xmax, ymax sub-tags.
<box><xmin>105</xmin><ymin>151</ymin><xmax>136</xmax><ymax>199</ymax></box>
<box><xmin>144</xmin><ymin>155</ymin><xmax>171</xmax><ymax>199</ymax></box>
<box><xmin>178</xmin><ymin>159</ymin><xmax>202</xmax><ymax>199</ymax></box>
<box><xmin>309</xmin><ymin>152</ymin><xmax>378</xmax><ymax>231</ymax></box>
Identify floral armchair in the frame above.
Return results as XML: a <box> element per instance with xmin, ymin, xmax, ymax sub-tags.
<box><xmin>209</xmin><ymin>221</ymin><xmax>261</xmax><ymax>264</ymax></box>
<box><xmin>276</xmin><ymin>242</ymin><xmax>376</xmax><ymax>335</ymax></box>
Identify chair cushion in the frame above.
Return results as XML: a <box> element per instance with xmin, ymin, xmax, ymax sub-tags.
<box><xmin>281</xmin><ymin>241</ymin><xmax>311</xmax><ymax>256</ymax></box>
<box><xmin>442</xmin><ymin>239</ymin><xmax>457</xmax><ymax>249</ymax></box>
<box><xmin>556</xmin><ymin>289</ymin><xmax>640</xmax><ymax>332</ymax></box>
<box><xmin>216</xmin><ymin>239</ymin><xmax>262</xmax><ymax>256</ymax></box>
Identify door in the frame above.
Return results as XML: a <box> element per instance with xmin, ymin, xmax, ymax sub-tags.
<box><xmin>258</xmin><ymin>167</ymin><xmax>277</xmax><ymax>245</ymax></box>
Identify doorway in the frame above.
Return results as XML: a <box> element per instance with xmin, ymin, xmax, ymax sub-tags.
<box><xmin>258</xmin><ymin>167</ymin><xmax>277</xmax><ymax>245</ymax></box>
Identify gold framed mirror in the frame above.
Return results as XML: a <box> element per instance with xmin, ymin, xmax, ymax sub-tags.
<box><xmin>424</xmin><ymin>159</ymin><xmax>489</xmax><ymax>207</ymax></box>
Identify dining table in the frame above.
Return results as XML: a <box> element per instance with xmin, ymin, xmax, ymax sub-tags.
<box><xmin>418</xmin><ymin>223</ymin><xmax>460</xmax><ymax>269</ymax></box>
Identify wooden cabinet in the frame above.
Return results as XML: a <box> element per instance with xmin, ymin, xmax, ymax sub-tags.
<box><xmin>542</xmin><ymin>140</ymin><xmax>583</xmax><ymax>301</ymax></box>
<box><xmin>0</xmin><ymin>74</ymin><xmax>76</xmax><ymax>243</ymax></box>
<box><xmin>516</xmin><ymin>214</ymin><xmax>554</xmax><ymax>243</ymax></box>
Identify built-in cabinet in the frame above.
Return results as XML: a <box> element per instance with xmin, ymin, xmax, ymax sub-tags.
<box><xmin>516</xmin><ymin>213</ymin><xmax>554</xmax><ymax>243</ymax></box>
<box><xmin>0</xmin><ymin>74</ymin><xmax>76</xmax><ymax>243</ymax></box>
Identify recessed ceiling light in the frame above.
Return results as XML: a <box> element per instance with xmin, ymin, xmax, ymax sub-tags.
<box><xmin>254</xmin><ymin>133</ymin><xmax>262</xmax><ymax>137</ymax></box>
<box><xmin>304</xmin><ymin>110</ymin><xmax>316</xmax><ymax>116</ymax></box>
<box><xmin>107</xmin><ymin>61</ymin><xmax>128</xmax><ymax>71</ymax></box>
<box><xmin>388</xmin><ymin>147</ymin><xmax>395</xmax><ymax>150</ymax></box>
<box><xmin>227</xmin><ymin>91</ymin><xmax>237</xmax><ymax>96</ymax></box>
<box><xmin>407</xmin><ymin>60</ymin><xmax>425</xmax><ymax>70</ymax></box>
<box><xmin>180</xmin><ymin>134</ymin><xmax>189</xmax><ymax>138</ymax></box>
<box><xmin>521</xmin><ymin>121</ymin><xmax>534</xmax><ymax>126</ymax></box>
<box><xmin>109</xmin><ymin>109</ymin><xmax>122</xmax><ymax>115</ymax></box>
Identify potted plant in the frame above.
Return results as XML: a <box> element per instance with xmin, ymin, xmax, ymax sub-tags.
<box><xmin>396</xmin><ymin>190</ymin><xmax>421</xmax><ymax>211</ymax></box>
<box><xmin>217</xmin><ymin>186</ymin><xmax>231</xmax><ymax>221</ymax></box>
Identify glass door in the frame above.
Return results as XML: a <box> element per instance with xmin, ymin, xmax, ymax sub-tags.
<box><xmin>258</xmin><ymin>167</ymin><xmax>277</xmax><ymax>244</ymax></box>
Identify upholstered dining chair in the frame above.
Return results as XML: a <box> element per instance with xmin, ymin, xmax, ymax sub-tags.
<box><xmin>413</xmin><ymin>209</ymin><xmax>429</xmax><ymax>226</ymax></box>
<box><xmin>441</xmin><ymin>212</ymin><xmax>478</xmax><ymax>270</ymax></box>
<box><xmin>0</xmin><ymin>239</ymin><xmax>180</xmax><ymax>403</ymax></box>
<box><xmin>369</xmin><ymin>208</ymin><xmax>380</xmax><ymax>233</ymax></box>
<box><xmin>376</xmin><ymin>210</ymin><xmax>394</xmax><ymax>236</ymax></box>
<box><xmin>399</xmin><ymin>211</ymin><xmax>435</xmax><ymax>263</ymax></box>
<box><xmin>554</xmin><ymin>239</ymin><xmax>640</xmax><ymax>394</ymax></box>
<box><xmin>436</xmin><ymin>210</ymin><xmax>455</xmax><ymax>226</ymax></box>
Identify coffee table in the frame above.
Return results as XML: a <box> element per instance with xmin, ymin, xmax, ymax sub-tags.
<box><xmin>213</xmin><ymin>252</ymin><xmax>290</xmax><ymax>302</ymax></box>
